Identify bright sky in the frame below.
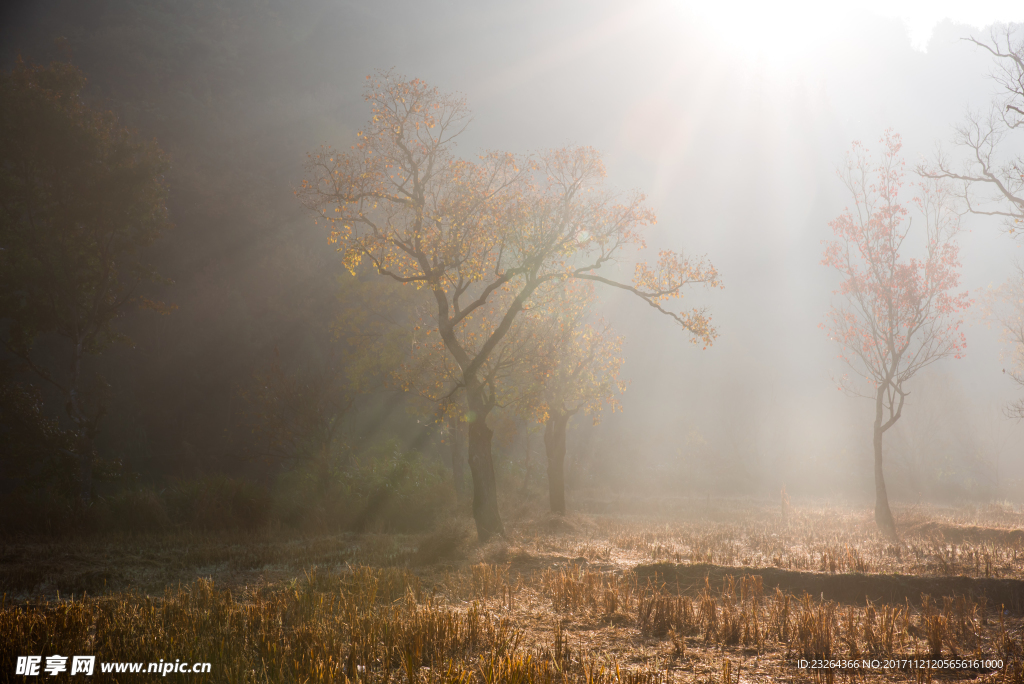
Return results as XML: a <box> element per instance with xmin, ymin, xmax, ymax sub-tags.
<box><xmin>688</xmin><ymin>0</ymin><xmax>1023</xmax><ymax>55</ymax></box>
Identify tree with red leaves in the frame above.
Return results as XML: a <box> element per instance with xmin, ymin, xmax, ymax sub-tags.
<box><xmin>822</xmin><ymin>132</ymin><xmax>970</xmax><ymax>538</ymax></box>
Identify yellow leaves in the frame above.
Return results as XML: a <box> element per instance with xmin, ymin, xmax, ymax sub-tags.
<box><xmin>299</xmin><ymin>73</ymin><xmax>719</xmax><ymax>412</ymax></box>
<box><xmin>634</xmin><ymin>250</ymin><xmax>721</xmax><ymax>302</ymax></box>
<box><xmin>138</xmin><ymin>297</ymin><xmax>178</xmax><ymax>316</ymax></box>
<box><xmin>341</xmin><ymin>248</ymin><xmax>363</xmax><ymax>276</ymax></box>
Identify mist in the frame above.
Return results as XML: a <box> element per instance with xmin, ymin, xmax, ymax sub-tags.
<box><xmin>3</xmin><ymin>0</ymin><xmax>1024</xmax><ymax>518</ymax></box>
<box><xmin>12</xmin><ymin>5</ymin><xmax>1024</xmax><ymax>680</ymax></box>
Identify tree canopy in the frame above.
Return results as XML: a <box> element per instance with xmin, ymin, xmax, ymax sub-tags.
<box><xmin>299</xmin><ymin>71</ymin><xmax>721</xmax><ymax>539</ymax></box>
<box><xmin>923</xmin><ymin>26</ymin><xmax>1024</xmax><ymax>236</ymax></box>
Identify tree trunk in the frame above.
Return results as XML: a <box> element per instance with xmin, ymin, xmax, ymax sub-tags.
<box><xmin>77</xmin><ymin>436</ymin><xmax>94</xmax><ymax>502</ymax></box>
<box><xmin>544</xmin><ymin>410</ymin><xmax>572</xmax><ymax>516</ymax></box>
<box><xmin>66</xmin><ymin>346</ymin><xmax>97</xmax><ymax>503</ymax></box>
<box><xmin>450</xmin><ymin>413</ymin><xmax>466</xmax><ymax>503</ymax></box>
<box><xmin>520</xmin><ymin>427</ymin><xmax>532</xmax><ymax>496</ymax></box>
<box><xmin>873</xmin><ymin>389</ymin><xmax>897</xmax><ymax>538</ymax></box>
<box><xmin>316</xmin><ymin>443</ymin><xmax>332</xmax><ymax>495</ymax></box>
<box><xmin>466</xmin><ymin>395</ymin><xmax>503</xmax><ymax>541</ymax></box>
<box><xmin>565</xmin><ymin>419</ymin><xmax>593</xmax><ymax>493</ymax></box>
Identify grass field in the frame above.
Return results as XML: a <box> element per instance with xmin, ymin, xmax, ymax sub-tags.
<box><xmin>3</xmin><ymin>497</ymin><xmax>1024</xmax><ymax>682</ymax></box>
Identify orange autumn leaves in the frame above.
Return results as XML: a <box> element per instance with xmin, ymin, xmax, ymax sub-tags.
<box><xmin>297</xmin><ymin>69</ymin><xmax>720</xmax><ymax>421</ymax></box>
<box><xmin>524</xmin><ymin>283</ymin><xmax>627</xmax><ymax>425</ymax></box>
<box><xmin>632</xmin><ymin>249</ymin><xmax>720</xmax><ymax>348</ymax></box>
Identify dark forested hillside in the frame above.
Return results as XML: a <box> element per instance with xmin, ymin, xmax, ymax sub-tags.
<box><xmin>0</xmin><ymin>1</ymin><xmax>444</xmax><ymax>529</ymax></box>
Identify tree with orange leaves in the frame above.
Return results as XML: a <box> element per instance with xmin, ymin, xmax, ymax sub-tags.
<box><xmin>522</xmin><ymin>282</ymin><xmax>625</xmax><ymax>515</ymax></box>
<box><xmin>399</xmin><ymin>277</ymin><xmax>549</xmax><ymax>501</ymax></box>
<box><xmin>822</xmin><ymin>132</ymin><xmax>970</xmax><ymax>538</ymax></box>
<box><xmin>299</xmin><ymin>71</ymin><xmax>720</xmax><ymax>541</ymax></box>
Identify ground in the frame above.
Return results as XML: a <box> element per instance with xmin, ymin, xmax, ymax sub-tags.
<box><xmin>3</xmin><ymin>497</ymin><xmax>1024</xmax><ymax>683</ymax></box>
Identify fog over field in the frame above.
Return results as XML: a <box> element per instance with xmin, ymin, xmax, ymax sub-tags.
<box><xmin>2</xmin><ymin>0</ymin><xmax>1024</xmax><ymax>526</ymax></box>
<box><xmin>12</xmin><ymin>5</ymin><xmax>1024</xmax><ymax>682</ymax></box>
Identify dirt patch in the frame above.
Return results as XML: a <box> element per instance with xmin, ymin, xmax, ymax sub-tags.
<box><xmin>635</xmin><ymin>562</ymin><xmax>1024</xmax><ymax>613</ymax></box>
<box><xmin>903</xmin><ymin>521</ymin><xmax>1024</xmax><ymax>546</ymax></box>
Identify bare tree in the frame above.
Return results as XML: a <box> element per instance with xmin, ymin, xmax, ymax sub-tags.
<box><xmin>921</xmin><ymin>26</ymin><xmax>1024</xmax><ymax>235</ymax></box>
<box><xmin>986</xmin><ymin>263</ymin><xmax>1024</xmax><ymax>420</ymax></box>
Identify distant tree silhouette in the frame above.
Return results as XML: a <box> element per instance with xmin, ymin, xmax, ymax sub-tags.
<box><xmin>527</xmin><ymin>282</ymin><xmax>624</xmax><ymax>516</ymax></box>
<box><xmin>0</xmin><ymin>59</ymin><xmax>171</xmax><ymax>500</ymax></box>
<box><xmin>984</xmin><ymin>264</ymin><xmax>1024</xmax><ymax>421</ymax></box>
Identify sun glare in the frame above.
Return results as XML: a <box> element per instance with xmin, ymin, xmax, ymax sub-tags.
<box><xmin>683</xmin><ymin>0</ymin><xmax>1023</xmax><ymax>62</ymax></box>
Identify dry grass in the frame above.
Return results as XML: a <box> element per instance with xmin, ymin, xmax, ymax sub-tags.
<box><xmin>4</xmin><ymin>498</ymin><xmax>1024</xmax><ymax>682</ymax></box>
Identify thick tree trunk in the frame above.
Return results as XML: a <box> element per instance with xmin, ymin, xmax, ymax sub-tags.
<box><xmin>450</xmin><ymin>413</ymin><xmax>466</xmax><ymax>503</ymax></box>
<box><xmin>873</xmin><ymin>389</ymin><xmax>897</xmax><ymax>538</ymax></box>
<box><xmin>466</xmin><ymin>395</ymin><xmax>503</xmax><ymax>541</ymax></box>
<box><xmin>544</xmin><ymin>410</ymin><xmax>572</xmax><ymax>516</ymax></box>
<box><xmin>565</xmin><ymin>419</ymin><xmax>593</xmax><ymax>492</ymax></box>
